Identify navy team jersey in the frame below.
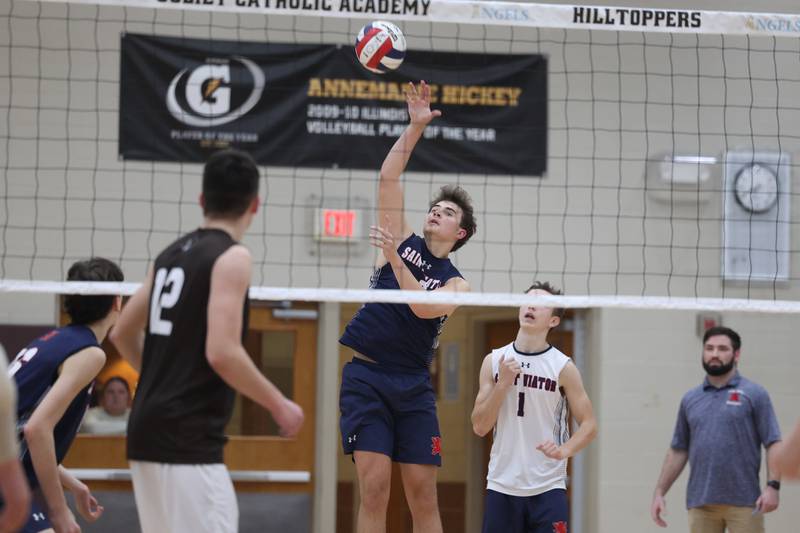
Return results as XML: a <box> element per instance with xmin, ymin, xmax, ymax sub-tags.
<box><xmin>340</xmin><ymin>233</ymin><xmax>463</xmax><ymax>370</ymax></box>
<box><xmin>8</xmin><ymin>325</ymin><xmax>99</xmax><ymax>489</ymax></box>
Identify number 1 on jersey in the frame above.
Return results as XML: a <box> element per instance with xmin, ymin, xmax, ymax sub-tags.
<box><xmin>517</xmin><ymin>392</ymin><xmax>525</xmax><ymax>417</ymax></box>
<box><xmin>150</xmin><ymin>267</ymin><xmax>185</xmax><ymax>336</ymax></box>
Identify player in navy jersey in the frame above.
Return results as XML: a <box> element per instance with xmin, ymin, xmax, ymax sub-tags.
<box><xmin>471</xmin><ymin>282</ymin><xmax>597</xmax><ymax>533</ymax></box>
<box><xmin>111</xmin><ymin>149</ymin><xmax>303</xmax><ymax>533</ymax></box>
<box><xmin>7</xmin><ymin>257</ymin><xmax>124</xmax><ymax>533</ymax></box>
<box><xmin>339</xmin><ymin>80</ymin><xmax>477</xmax><ymax>533</ymax></box>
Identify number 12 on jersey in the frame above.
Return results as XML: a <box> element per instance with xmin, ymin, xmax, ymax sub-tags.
<box><xmin>150</xmin><ymin>267</ymin><xmax>185</xmax><ymax>336</ymax></box>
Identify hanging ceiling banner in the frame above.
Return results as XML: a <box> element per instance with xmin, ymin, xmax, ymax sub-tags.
<box><xmin>23</xmin><ymin>0</ymin><xmax>800</xmax><ymax>37</ymax></box>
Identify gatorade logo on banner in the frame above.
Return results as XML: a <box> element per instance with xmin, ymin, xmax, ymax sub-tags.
<box><xmin>166</xmin><ymin>56</ymin><xmax>265</xmax><ymax>128</ymax></box>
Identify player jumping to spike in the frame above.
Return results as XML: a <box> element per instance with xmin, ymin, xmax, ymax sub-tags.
<box><xmin>339</xmin><ymin>81</ymin><xmax>477</xmax><ymax>533</ymax></box>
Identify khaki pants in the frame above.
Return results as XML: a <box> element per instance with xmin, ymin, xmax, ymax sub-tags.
<box><xmin>689</xmin><ymin>505</ymin><xmax>765</xmax><ymax>533</ymax></box>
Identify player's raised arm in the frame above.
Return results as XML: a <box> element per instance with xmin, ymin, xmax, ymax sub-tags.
<box><xmin>378</xmin><ymin>81</ymin><xmax>441</xmax><ymax>248</ymax></box>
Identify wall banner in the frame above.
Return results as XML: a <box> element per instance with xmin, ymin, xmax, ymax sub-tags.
<box><xmin>29</xmin><ymin>0</ymin><xmax>800</xmax><ymax>37</ymax></box>
<box><xmin>119</xmin><ymin>33</ymin><xmax>547</xmax><ymax>175</ymax></box>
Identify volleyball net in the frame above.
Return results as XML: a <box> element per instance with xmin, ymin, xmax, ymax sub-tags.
<box><xmin>1</xmin><ymin>0</ymin><xmax>800</xmax><ymax>312</ymax></box>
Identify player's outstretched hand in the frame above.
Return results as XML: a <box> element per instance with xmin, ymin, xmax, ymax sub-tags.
<box><xmin>370</xmin><ymin>216</ymin><xmax>398</xmax><ymax>258</ymax></box>
<box><xmin>406</xmin><ymin>80</ymin><xmax>441</xmax><ymax>126</ymax></box>
<box><xmin>276</xmin><ymin>398</ymin><xmax>304</xmax><ymax>439</ymax></box>
<box><xmin>73</xmin><ymin>482</ymin><xmax>104</xmax><ymax>523</ymax></box>
<box><xmin>650</xmin><ymin>493</ymin><xmax>668</xmax><ymax>527</ymax></box>
<box><xmin>536</xmin><ymin>440</ymin><xmax>566</xmax><ymax>460</ymax></box>
<box><xmin>50</xmin><ymin>507</ymin><xmax>81</xmax><ymax>533</ymax></box>
<box><xmin>496</xmin><ymin>354</ymin><xmax>521</xmax><ymax>389</ymax></box>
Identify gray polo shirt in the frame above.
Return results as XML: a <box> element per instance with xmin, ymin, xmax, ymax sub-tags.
<box><xmin>671</xmin><ymin>372</ymin><xmax>781</xmax><ymax>509</ymax></box>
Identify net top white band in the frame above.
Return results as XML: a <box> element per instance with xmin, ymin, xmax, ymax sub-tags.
<box><xmin>20</xmin><ymin>0</ymin><xmax>800</xmax><ymax>37</ymax></box>
<box><xmin>2</xmin><ymin>280</ymin><xmax>800</xmax><ymax>313</ymax></box>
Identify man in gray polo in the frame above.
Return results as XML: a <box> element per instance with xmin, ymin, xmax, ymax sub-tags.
<box><xmin>650</xmin><ymin>326</ymin><xmax>781</xmax><ymax>532</ymax></box>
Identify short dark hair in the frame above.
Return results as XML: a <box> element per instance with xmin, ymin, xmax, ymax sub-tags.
<box><xmin>63</xmin><ymin>257</ymin><xmax>124</xmax><ymax>325</ymax></box>
<box><xmin>103</xmin><ymin>376</ymin><xmax>130</xmax><ymax>395</ymax></box>
<box><xmin>525</xmin><ymin>281</ymin><xmax>565</xmax><ymax>319</ymax></box>
<box><xmin>202</xmin><ymin>149</ymin><xmax>260</xmax><ymax>218</ymax></box>
<box><xmin>429</xmin><ymin>185</ymin><xmax>476</xmax><ymax>252</ymax></box>
<box><xmin>703</xmin><ymin>326</ymin><xmax>741</xmax><ymax>351</ymax></box>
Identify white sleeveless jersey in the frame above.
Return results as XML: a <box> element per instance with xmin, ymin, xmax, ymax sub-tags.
<box><xmin>486</xmin><ymin>343</ymin><xmax>571</xmax><ymax>497</ymax></box>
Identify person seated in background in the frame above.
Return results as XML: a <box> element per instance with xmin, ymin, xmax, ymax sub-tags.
<box><xmin>80</xmin><ymin>376</ymin><xmax>131</xmax><ymax>435</ymax></box>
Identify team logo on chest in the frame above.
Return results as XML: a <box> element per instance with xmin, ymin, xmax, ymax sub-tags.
<box><xmin>726</xmin><ymin>389</ymin><xmax>743</xmax><ymax>406</ymax></box>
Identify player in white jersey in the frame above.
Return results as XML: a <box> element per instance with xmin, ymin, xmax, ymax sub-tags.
<box><xmin>471</xmin><ymin>281</ymin><xmax>597</xmax><ymax>533</ymax></box>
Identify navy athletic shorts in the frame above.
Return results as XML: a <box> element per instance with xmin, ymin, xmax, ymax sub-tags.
<box><xmin>482</xmin><ymin>488</ymin><xmax>568</xmax><ymax>533</ymax></box>
<box><xmin>339</xmin><ymin>358</ymin><xmax>442</xmax><ymax>466</ymax></box>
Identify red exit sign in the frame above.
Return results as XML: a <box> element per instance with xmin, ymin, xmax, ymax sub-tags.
<box><xmin>313</xmin><ymin>208</ymin><xmax>363</xmax><ymax>242</ymax></box>
<box><xmin>324</xmin><ymin>210</ymin><xmax>355</xmax><ymax>237</ymax></box>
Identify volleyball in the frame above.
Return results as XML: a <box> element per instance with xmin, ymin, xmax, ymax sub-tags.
<box><xmin>354</xmin><ymin>21</ymin><xmax>406</xmax><ymax>74</ymax></box>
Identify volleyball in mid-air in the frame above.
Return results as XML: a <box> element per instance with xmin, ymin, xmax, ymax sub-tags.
<box><xmin>355</xmin><ymin>21</ymin><xmax>406</xmax><ymax>74</ymax></box>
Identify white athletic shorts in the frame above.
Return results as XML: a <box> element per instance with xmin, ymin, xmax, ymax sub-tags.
<box><xmin>130</xmin><ymin>460</ymin><xmax>238</xmax><ymax>533</ymax></box>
